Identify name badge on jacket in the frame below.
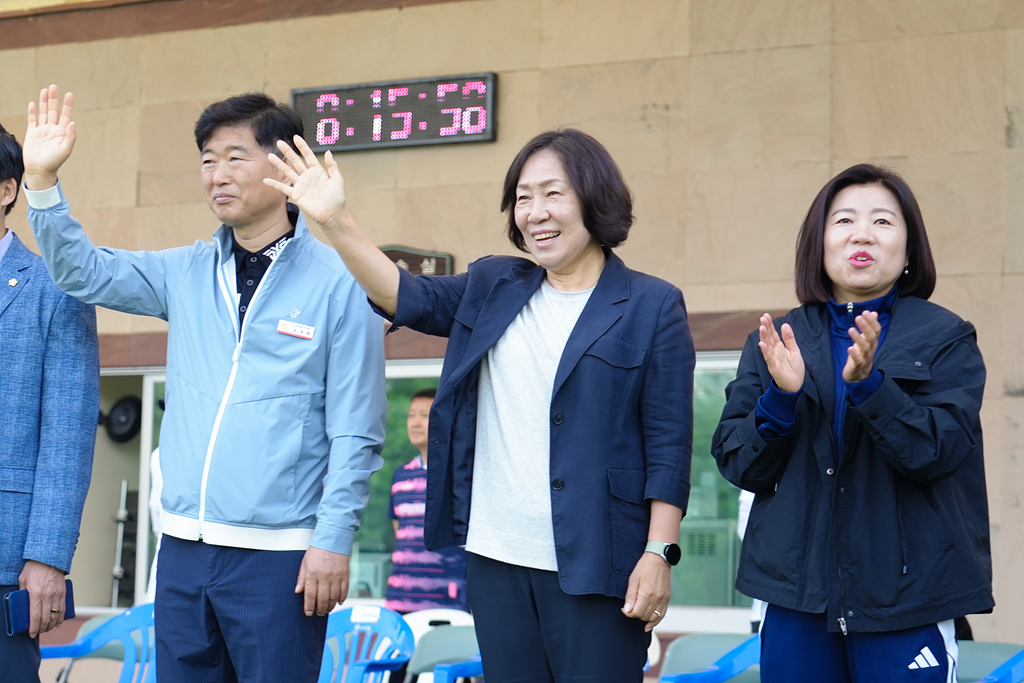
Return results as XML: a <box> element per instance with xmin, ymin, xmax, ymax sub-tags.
<box><xmin>278</xmin><ymin>320</ymin><xmax>315</xmax><ymax>340</ymax></box>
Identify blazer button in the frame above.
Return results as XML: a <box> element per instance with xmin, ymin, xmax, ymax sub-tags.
<box><xmin>826</xmin><ymin>468</ymin><xmax>834</xmax><ymax>476</ymax></box>
<box><xmin>552</xmin><ymin>479</ymin><xmax>564</xmax><ymax>491</ymax></box>
<box><xmin>552</xmin><ymin>413</ymin><xmax>564</xmax><ymax>425</ymax></box>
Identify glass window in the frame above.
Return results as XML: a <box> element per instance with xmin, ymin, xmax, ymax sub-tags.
<box><xmin>671</xmin><ymin>352</ymin><xmax>749</xmax><ymax>607</ymax></box>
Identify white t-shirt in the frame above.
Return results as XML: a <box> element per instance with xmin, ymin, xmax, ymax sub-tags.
<box><xmin>465</xmin><ymin>278</ymin><xmax>594</xmax><ymax>571</ymax></box>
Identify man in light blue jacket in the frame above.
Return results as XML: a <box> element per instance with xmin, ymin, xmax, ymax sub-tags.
<box><xmin>22</xmin><ymin>86</ymin><xmax>387</xmax><ymax>683</ymax></box>
<box><xmin>0</xmin><ymin>123</ymin><xmax>98</xmax><ymax>683</ymax></box>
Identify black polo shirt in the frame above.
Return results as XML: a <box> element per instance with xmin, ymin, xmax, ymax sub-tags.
<box><xmin>231</xmin><ymin>218</ymin><xmax>296</xmax><ymax>325</ymax></box>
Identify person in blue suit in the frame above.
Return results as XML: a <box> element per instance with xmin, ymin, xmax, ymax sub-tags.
<box><xmin>0</xmin><ymin>123</ymin><xmax>99</xmax><ymax>683</ymax></box>
<box><xmin>265</xmin><ymin>128</ymin><xmax>696</xmax><ymax>683</ymax></box>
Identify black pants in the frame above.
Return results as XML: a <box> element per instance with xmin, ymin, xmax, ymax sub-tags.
<box><xmin>466</xmin><ymin>554</ymin><xmax>649</xmax><ymax>683</ymax></box>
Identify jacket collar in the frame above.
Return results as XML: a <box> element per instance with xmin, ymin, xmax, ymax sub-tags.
<box><xmin>445</xmin><ymin>250</ymin><xmax>631</xmax><ymax>396</ymax></box>
<box><xmin>790</xmin><ymin>294</ymin><xmax>976</xmax><ymax>420</ymax></box>
<box><xmin>213</xmin><ymin>203</ymin><xmax>308</xmax><ymax>266</ymax></box>
<box><xmin>0</xmin><ymin>233</ymin><xmax>35</xmax><ymax>319</ymax></box>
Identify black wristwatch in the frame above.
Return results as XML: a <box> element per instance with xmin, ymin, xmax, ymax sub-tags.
<box><xmin>645</xmin><ymin>541</ymin><xmax>681</xmax><ymax>566</ymax></box>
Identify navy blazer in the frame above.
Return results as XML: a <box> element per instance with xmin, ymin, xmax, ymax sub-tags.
<box><xmin>391</xmin><ymin>252</ymin><xmax>695</xmax><ymax>598</ymax></box>
<box><xmin>0</xmin><ymin>233</ymin><xmax>99</xmax><ymax>585</ymax></box>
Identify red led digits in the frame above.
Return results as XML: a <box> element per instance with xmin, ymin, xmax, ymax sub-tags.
<box><xmin>316</xmin><ymin>94</ymin><xmax>340</xmax><ymax>112</ymax></box>
<box><xmin>462</xmin><ymin>106</ymin><xmax>487</xmax><ymax>134</ymax></box>
<box><xmin>294</xmin><ymin>73</ymin><xmax>495</xmax><ymax>151</ymax></box>
<box><xmin>437</xmin><ymin>83</ymin><xmax>458</xmax><ymax>101</ymax></box>
<box><xmin>392</xmin><ymin>112</ymin><xmax>412</xmax><ymax>140</ymax></box>
<box><xmin>462</xmin><ymin>81</ymin><xmax>486</xmax><ymax>98</ymax></box>
<box><xmin>440</xmin><ymin>108</ymin><xmax>461</xmax><ymax>136</ymax></box>
<box><xmin>388</xmin><ymin>87</ymin><xmax>409</xmax><ymax>105</ymax></box>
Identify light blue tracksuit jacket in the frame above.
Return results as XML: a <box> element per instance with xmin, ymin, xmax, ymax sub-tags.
<box><xmin>28</xmin><ymin>184</ymin><xmax>386</xmax><ymax>555</ymax></box>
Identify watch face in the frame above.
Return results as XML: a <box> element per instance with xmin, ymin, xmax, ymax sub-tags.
<box><xmin>665</xmin><ymin>543</ymin><xmax>682</xmax><ymax>566</ymax></box>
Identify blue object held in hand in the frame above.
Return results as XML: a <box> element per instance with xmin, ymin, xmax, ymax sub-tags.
<box><xmin>3</xmin><ymin>579</ymin><xmax>75</xmax><ymax>636</ymax></box>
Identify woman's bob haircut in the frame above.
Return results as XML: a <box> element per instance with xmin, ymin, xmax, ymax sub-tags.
<box><xmin>500</xmin><ymin>129</ymin><xmax>634</xmax><ymax>252</ymax></box>
<box><xmin>794</xmin><ymin>164</ymin><xmax>937</xmax><ymax>304</ymax></box>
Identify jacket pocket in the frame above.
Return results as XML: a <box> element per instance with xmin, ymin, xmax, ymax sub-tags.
<box><xmin>585</xmin><ymin>337</ymin><xmax>647</xmax><ymax>369</ymax></box>
<box><xmin>607</xmin><ymin>468</ymin><xmax>649</xmax><ymax>576</ymax></box>
<box><xmin>0</xmin><ymin>466</ymin><xmax>35</xmax><ymax>493</ymax></box>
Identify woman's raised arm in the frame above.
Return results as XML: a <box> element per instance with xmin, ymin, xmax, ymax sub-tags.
<box><xmin>265</xmin><ymin>135</ymin><xmax>399</xmax><ymax>316</ymax></box>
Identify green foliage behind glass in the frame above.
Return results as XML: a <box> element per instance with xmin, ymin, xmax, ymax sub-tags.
<box><xmin>354</xmin><ymin>377</ymin><xmax>440</xmax><ymax>553</ymax></box>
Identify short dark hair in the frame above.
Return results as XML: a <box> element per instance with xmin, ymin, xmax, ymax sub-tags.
<box><xmin>0</xmin><ymin>123</ymin><xmax>24</xmax><ymax>216</ymax></box>
<box><xmin>500</xmin><ymin>129</ymin><xmax>633</xmax><ymax>252</ymax></box>
<box><xmin>194</xmin><ymin>93</ymin><xmax>303</xmax><ymax>154</ymax></box>
<box><xmin>412</xmin><ymin>387</ymin><xmax>437</xmax><ymax>401</ymax></box>
<box><xmin>794</xmin><ymin>164</ymin><xmax>936</xmax><ymax>304</ymax></box>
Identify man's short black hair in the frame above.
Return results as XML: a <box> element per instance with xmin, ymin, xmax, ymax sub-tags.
<box><xmin>194</xmin><ymin>93</ymin><xmax>304</xmax><ymax>154</ymax></box>
<box><xmin>412</xmin><ymin>387</ymin><xmax>437</xmax><ymax>401</ymax></box>
<box><xmin>0</xmin><ymin>123</ymin><xmax>25</xmax><ymax>216</ymax></box>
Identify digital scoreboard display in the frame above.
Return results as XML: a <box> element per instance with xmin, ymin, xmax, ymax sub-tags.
<box><xmin>292</xmin><ymin>73</ymin><xmax>497</xmax><ymax>153</ymax></box>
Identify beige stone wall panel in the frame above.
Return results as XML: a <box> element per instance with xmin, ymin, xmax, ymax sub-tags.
<box><xmin>393</xmin><ymin>0</ymin><xmax>541</xmax><ymax>76</ymax></box>
<box><xmin>58</xmin><ymin>106</ymin><xmax>141</xmax><ymax>210</ymax></box>
<box><xmin>340</xmin><ymin>187</ymin><xmax>399</xmax><ymax>247</ymax></box>
<box><xmin>691</xmin><ymin>0</ymin><xmax>831</xmax><ymax>54</ymax></box>
<box><xmin>393</xmin><ymin>181</ymin><xmax>516</xmax><ymax>268</ymax></box>
<box><xmin>686</xmin><ymin>162</ymin><xmax>831</xmax><ymax>284</ymax></box>
<box><xmin>266</xmin><ymin>11</ymin><xmax>400</xmax><ymax>90</ymax></box>
<box><xmin>833</xmin><ymin>0</ymin><xmax>1006</xmax><ymax>42</ymax></box>
<box><xmin>395</xmin><ymin>69</ymin><xmax>541</xmax><ymax>189</ymax></box>
<box><xmin>140</xmin><ymin>23</ymin><xmax>270</xmax><ymax>105</ymax></box>
<box><xmin>36</xmin><ymin>38</ymin><xmax>141</xmax><ymax>112</ymax></box>
<box><xmin>832</xmin><ymin>32</ymin><xmax>1005</xmax><ymax>158</ymax></box>
<box><xmin>138</xmin><ymin>171</ymin><xmax>205</xmax><ymax>206</ymax></box>
<box><xmin>136</xmin><ymin>201</ymin><xmax>218</xmax><ymax>252</ymax></box>
<box><xmin>138</xmin><ymin>100</ymin><xmax>208</xmax><ymax>175</ymax></box>
<box><xmin>1004</xmin><ymin>29</ymin><xmax>1024</xmax><ymax>150</ymax></box>
<box><xmin>689</xmin><ymin>45</ymin><xmax>831</xmax><ymax>169</ymax></box>
<box><xmin>614</xmin><ymin>170</ymin><xmax>686</xmax><ymax>287</ymax></box>
<box><xmin>1002</xmin><ymin>273</ymin><xmax>1024</xmax><ymax>395</ymax></box>
<box><xmin>684</xmin><ymin>280</ymin><xmax>800</xmax><ymax>314</ymax></box>
<box><xmin>539</xmin><ymin>0</ymin><xmax>689</xmax><ymax>69</ymax></box>
<box><xmin>930</xmin><ymin>274</ymin><xmax>1002</xmax><ymax>399</ymax></box>
<box><xmin>538</xmin><ymin>57</ymin><xmax>688</xmax><ymax>177</ymax></box>
<box><xmin>0</xmin><ymin>48</ymin><xmax>37</xmax><ymax>118</ymax></box>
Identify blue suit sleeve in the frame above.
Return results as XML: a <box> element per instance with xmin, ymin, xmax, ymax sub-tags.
<box><xmin>23</xmin><ymin>292</ymin><xmax>99</xmax><ymax>573</ymax></box>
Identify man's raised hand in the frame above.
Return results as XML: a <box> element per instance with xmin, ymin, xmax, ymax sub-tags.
<box><xmin>265</xmin><ymin>135</ymin><xmax>347</xmax><ymax>230</ymax></box>
<box><xmin>24</xmin><ymin>85</ymin><xmax>77</xmax><ymax>190</ymax></box>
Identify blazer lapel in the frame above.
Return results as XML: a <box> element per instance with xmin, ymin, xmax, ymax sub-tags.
<box><xmin>551</xmin><ymin>252</ymin><xmax>628</xmax><ymax>398</ymax></box>
<box><xmin>0</xmin><ymin>234</ymin><xmax>34</xmax><ymax>320</ymax></box>
<box><xmin>443</xmin><ymin>262</ymin><xmax>546</xmax><ymax>392</ymax></box>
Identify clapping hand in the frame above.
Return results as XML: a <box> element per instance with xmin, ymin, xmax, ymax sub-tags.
<box><xmin>758</xmin><ymin>313</ymin><xmax>804</xmax><ymax>393</ymax></box>
<box><xmin>843</xmin><ymin>311</ymin><xmax>881</xmax><ymax>383</ymax></box>
<box><xmin>264</xmin><ymin>135</ymin><xmax>348</xmax><ymax>230</ymax></box>
<box><xmin>24</xmin><ymin>85</ymin><xmax>77</xmax><ymax>189</ymax></box>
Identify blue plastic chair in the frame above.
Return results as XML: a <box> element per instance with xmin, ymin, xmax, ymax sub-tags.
<box><xmin>40</xmin><ymin>603</ymin><xmax>156</xmax><ymax>683</ymax></box>
<box><xmin>433</xmin><ymin>654</ymin><xmax>483</xmax><ymax>683</ymax></box>
<box><xmin>318</xmin><ymin>605</ymin><xmax>415</xmax><ymax>683</ymax></box>
<box><xmin>960</xmin><ymin>641</ymin><xmax>1024</xmax><ymax>683</ymax></box>
<box><xmin>659</xmin><ymin>634</ymin><xmax>760</xmax><ymax>683</ymax></box>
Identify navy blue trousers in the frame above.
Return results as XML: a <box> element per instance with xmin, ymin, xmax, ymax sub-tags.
<box><xmin>761</xmin><ymin>604</ymin><xmax>957</xmax><ymax>683</ymax></box>
<box><xmin>0</xmin><ymin>584</ymin><xmax>41</xmax><ymax>683</ymax></box>
<box><xmin>155</xmin><ymin>536</ymin><xmax>328</xmax><ymax>683</ymax></box>
<box><xmin>466</xmin><ymin>553</ymin><xmax>649</xmax><ymax>683</ymax></box>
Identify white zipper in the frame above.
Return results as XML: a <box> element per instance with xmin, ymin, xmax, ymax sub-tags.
<box><xmin>196</xmin><ymin>239</ymin><xmax>289</xmax><ymax>537</ymax></box>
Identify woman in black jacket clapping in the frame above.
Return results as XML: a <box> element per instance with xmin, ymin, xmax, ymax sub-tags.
<box><xmin>713</xmin><ymin>164</ymin><xmax>992</xmax><ymax>683</ymax></box>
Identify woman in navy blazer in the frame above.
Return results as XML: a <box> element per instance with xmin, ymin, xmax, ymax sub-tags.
<box><xmin>266</xmin><ymin>129</ymin><xmax>695</xmax><ymax>683</ymax></box>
